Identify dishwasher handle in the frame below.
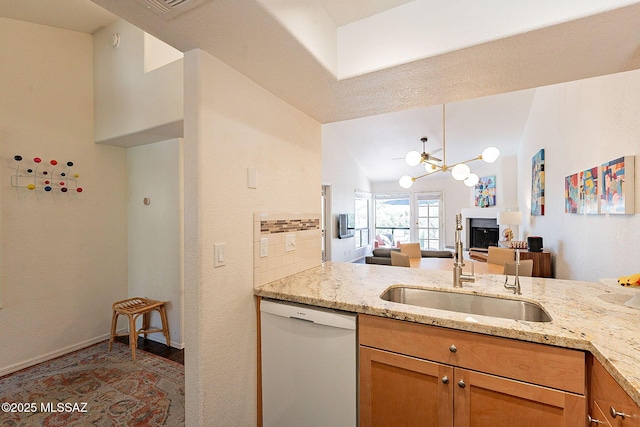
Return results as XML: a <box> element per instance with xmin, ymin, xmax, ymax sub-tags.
<box><xmin>260</xmin><ymin>299</ymin><xmax>356</xmax><ymax>330</ymax></box>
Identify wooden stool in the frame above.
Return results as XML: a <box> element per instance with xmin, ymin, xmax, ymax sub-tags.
<box><xmin>109</xmin><ymin>297</ymin><xmax>170</xmax><ymax>360</ymax></box>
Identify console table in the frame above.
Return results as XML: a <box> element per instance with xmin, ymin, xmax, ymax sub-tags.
<box><xmin>518</xmin><ymin>250</ymin><xmax>553</xmax><ymax>278</ymax></box>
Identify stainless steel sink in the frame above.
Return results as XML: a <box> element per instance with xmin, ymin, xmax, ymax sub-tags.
<box><xmin>380</xmin><ymin>286</ymin><xmax>552</xmax><ymax>322</ymax></box>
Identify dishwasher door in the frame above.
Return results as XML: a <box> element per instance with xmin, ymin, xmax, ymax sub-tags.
<box><xmin>260</xmin><ymin>299</ymin><xmax>357</xmax><ymax>427</ymax></box>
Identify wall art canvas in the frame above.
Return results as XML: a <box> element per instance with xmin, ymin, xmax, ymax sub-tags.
<box><xmin>565</xmin><ymin>173</ymin><xmax>579</xmax><ymax>213</ymax></box>
<box><xmin>475</xmin><ymin>175</ymin><xmax>496</xmax><ymax>208</ymax></box>
<box><xmin>601</xmin><ymin>156</ymin><xmax>635</xmax><ymax>214</ymax></box>
<box><xmin>580</xmin><ymin>167</ymin><xmax>599</xmax><ymax>215</ymax></box>
<box><xmin>531</xmin><ymin>149</ymin><xmax>545</xmax><ymax>216</ymax></box>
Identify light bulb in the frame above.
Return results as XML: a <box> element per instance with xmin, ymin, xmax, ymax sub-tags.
<box><xmin>464</xmin><ymin>173</ymin><xmax>479</xmax><ymax>187</ymax></box>
<box><xmin>451</xmin><ymin>164</ymin><xmax>471</xmax><ymax>181</ymax></box>
<box><xmin>399</xmin><ymin>175</ymin><xmax>414</xmax><ymax>189</ymax></box>
<box><xmin>405</xmin><ymin>151</ymin><xmax>422</xmax><ymax>166</ymax></box>
<box><xmin>481</xmin><ymin>146</ymin><xmax>500</xmax><ymax>163</ymax></box>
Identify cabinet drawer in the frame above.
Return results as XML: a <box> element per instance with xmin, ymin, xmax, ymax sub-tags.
<box><xmin>359</xmin><ymin>314</ymin><xmax>585</xmax><ymax>394</ymax></box>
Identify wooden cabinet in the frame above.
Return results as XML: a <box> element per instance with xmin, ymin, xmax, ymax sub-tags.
<box><xmin>518</xmin><ymin>250</ymin><xmax>553</xmax><ymax>278</ymax></box>
<box><xmin>588</xmin><ymin>355</ymin><xmax>640</xmax><ymax>426</ymax></box>
<box><xmin>360</xmin><ymin>347</ymin><xmax>452</xmax><ymax>427</ymax></box>
<box><xmin>359</xmin><ymin>314</ymin><xmax>586</xmax><ymax>427</ymax></box>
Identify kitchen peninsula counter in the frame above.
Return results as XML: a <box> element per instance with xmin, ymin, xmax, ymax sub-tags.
<box><xmin>254</xmin><ymin>261</ymin><xmax>640</xmax><ymax>406</ymax></box>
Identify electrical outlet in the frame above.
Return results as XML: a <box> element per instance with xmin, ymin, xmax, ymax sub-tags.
<box><xmin>260</xmin><ymin>238</ymin><xmax>268</xmax><ymax>257</ymax></box>
<box><xmin>285</xmin><ymin>234</ymin><xmax>296</xmax><ymax>252</ymax></box>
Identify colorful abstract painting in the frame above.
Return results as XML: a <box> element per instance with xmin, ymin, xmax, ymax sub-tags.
<box><xmin>565</xmin><ymin>173</ymin><xmax>579</xmax><ymax>213</ymax></box>
<box><xmin>580</xmin><ymin>167</ymin><xmax>599</xmax><ymax>214</ymax></box>
<box><xmin>475</xmin><ymin>176</ymin><xmax>496</xmax><ymax>208</ymax></box>
<box><xmin>531</xmin><ymin>149</ymin><xmax>545</xmax><ymax>216</ymax></box>
<box><xmin>601</xmin><ymin>156</ymin><xmax>636</xmax><ymax>214</ymax></box>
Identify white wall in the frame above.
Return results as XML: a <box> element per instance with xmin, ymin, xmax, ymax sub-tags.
<box><xmin>0</xmin><ymin>18</ymin><xmax>128</xmax><ymax>374</ymax></box>
<box><xmin>519</xmin><ymin>69</ymin><xmax>640</xmax><ymax>281</ymax></box>
<box><xmin>93</xmin><ymin>19</ymin><xmax>183</xmax><ymax>145</ymax></box>
<box><xmin>183</xmin><ymin>49</ymin><xmax>321</xmax><ymax>426</ymax></box>
<box><xmin>321</xmin><ymin>126</ymin><xmax>372</xmax><ymax>262</ymax></box>
<box><xmin>127</xmin><ymin>139</ymin><xmax>184</xmax><ymax>348</ymax></box>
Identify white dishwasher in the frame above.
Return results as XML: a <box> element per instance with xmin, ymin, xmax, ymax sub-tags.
<box><xmin>260</xmin><ymin>299</ymin><xmax>357</xmax><ymax>427</ymax></box>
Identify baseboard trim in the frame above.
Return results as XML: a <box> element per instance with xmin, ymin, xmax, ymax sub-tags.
<box><xmin>0</xmin><ymin>333</ymin><xmax>112</xmax><ymax>377</ymax></box>
<box><xmin>144</xmin><ymin>334</ymin><xmax>185</xmax><ymax>350</ymax></box>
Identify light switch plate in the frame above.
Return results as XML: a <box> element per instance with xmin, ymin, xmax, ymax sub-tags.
<box><xmin>260</xmin><ymin>238</ymin><xmax>268</xmax><ymax>258</ymax></box>
<box><xmin>247</xmin><ymin>168</ymin><xmax>257</xmax><ymax>189</ymax></box>
<box><xmin>214</xmin><ymin>243</ymin><xmax>226</xmax><ymax>267</ymax></box>
<box><xmin>285</xmin><ymin>234</ymin><xmax>296</xmax><ymax>252</ymax></box>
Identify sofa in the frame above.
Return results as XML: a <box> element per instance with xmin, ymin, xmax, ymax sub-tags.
<box><xmin>365</xmin><ymin>247</ymin><xmax>453</xmax><ymax>265</ymax></box>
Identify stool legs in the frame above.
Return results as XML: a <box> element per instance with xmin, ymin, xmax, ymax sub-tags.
<box><xmin>159</xmin><ymin>305</ymin><xmax>171</xmax><ymax>346</ymax></box>
<box><xmin>108</xmin><ymin>311</ymin><xmax>119</xmax><ymax>352</ymax></box>
<box><xmin>128</xmin><ymin>314</ymin><xmax>138</xmax><ymax>360</ymax></box>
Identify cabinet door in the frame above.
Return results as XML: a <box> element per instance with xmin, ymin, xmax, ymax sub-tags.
<box><xmin>589</xmin><ymin>357</ymin><xmax>640</xmax><ymax>427</ymax></box>
<box><xmin>453</xmin><ymin>368</ymin><xmax>585</xmax><ymax>427</ymax></box>
<box><xmin>360</xmin><ymin>346</ymin><xmax>453</xmax><ymax>427</ymax></box>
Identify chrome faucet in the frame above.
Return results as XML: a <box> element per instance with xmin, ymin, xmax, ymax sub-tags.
<box><xmin>453</xmin><ymin>213</ymin><xmax>475</xmax><ymax>288</ymax></box>
<box><xmin>504</xmin><ymin>250</ymin><xmax>522</xmax><ymax>295</ymax></box>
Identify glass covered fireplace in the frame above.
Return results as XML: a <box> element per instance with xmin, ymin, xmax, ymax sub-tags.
<box><xmin>468</xmin><ymin>218</ymin><xmax>499</xmax><ymax>249</ymax></box>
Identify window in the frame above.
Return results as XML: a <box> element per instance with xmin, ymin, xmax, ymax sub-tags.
<box><xmin>374</xmin><ymin>194</ymin><xmax>410</xmax><ymax>247</ymax></box>
<box><xmin>354</xmin><ymin>191</ymin><xmax>371</xmax><ymax>248</ymax></box>
<box><xmin>373</xmin><ymin>192</ymin><xmax>443</xmax><ymax>249</ymax></box>
<box><xmin>415</xmin><ymin>192</ymin><xmax>443</xmax><ymax>250</ymax></box>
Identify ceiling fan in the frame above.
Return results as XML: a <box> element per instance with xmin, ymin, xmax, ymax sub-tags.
<box><xmin>403</xmin><ymin>137</ymin><xmax>442</xmax><ymax>167</ymax></box>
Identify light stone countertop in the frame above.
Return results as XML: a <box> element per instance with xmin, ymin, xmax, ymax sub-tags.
<box><xmin>254</xmin><ymin>261</ymin><xmax>640</xmax><ymax>405</ymax></box>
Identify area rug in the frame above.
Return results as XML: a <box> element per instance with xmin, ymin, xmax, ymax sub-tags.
<box><xmin>0</xmin><ymin>341</ymin><xmax>184</xmax><ymax>426</ymax></box>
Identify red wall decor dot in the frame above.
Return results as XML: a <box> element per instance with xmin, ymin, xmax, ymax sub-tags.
<box><xmin>34</xmin><ymin>157</ymin><xmax>41</xmax><ymax>163</ymax></box>
<box><xmin>50</xmin><ymin>160</ymin><xmax>58</xmax><ymax>165</ymax></box>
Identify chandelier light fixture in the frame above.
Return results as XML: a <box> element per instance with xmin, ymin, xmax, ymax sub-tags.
<box><xmin>399</xmin><ymin>104</ymin><xmax>500</xmax><ymax>189</ymax></box>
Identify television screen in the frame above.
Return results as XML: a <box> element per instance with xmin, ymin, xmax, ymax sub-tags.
<box><xmin>338</xmin><ymin>214</ymin><xmax>354</xmax><ymax>239</ymax></box>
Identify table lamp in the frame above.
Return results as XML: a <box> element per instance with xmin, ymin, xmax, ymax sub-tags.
<box><xmin>497</xmin><ymin>211</ymin><xmax>522</xmax><ymax>242</ymax></box>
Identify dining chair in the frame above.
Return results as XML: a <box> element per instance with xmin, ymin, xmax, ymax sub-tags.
<box><xmin>503</xmin><ymin>259</ymin><xmax>534</xmax><ymax>287</ymax></box>
<box><xmin>400</xmin><ymin>242</ymin><xmax>422</xmax><ymax>260</ymax></box>
<box><xmin>390</xmin><ymin>251</ymin><xmax>411</xmax><ymax>267</ymax></box>
<box><xmin>487</xmin><ymin>247</ymin><xmax>515</xmax><ymax>266</ymax></box>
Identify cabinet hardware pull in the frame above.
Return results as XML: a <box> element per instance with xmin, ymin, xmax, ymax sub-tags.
<box><xmin>587</xmin><ymin>415</ymin><xmax>603</xmax><ymax>424</ymax></box>
<box><xmin>610</xmin><ymin>406</ymin><xmax>629</xmax><ymax>419</ymax></box>
<box><xmin>441</xmin><ymin>376</ymin><xmax>449</xmax><ymax>384</ymax></box>
<box><xmin>449</xmin><ymin>345</ymin><xmax>457</xmax><ymax>353</ymax></box>
<box><xmin>458</xmin><ymin>380</ymin><xmax>466</xmax><ymax>388</ymax></box>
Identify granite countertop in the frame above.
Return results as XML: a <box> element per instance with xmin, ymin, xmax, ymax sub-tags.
<box><xmin>254</xmin><ymin>261</ymin><xmax>640</xmax><ymax>405</ymax></box>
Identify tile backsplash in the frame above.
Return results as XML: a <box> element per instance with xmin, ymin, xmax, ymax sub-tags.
<box><xmin>253</xmin><ymin>212</ymin><xmax>322</xmax><ymax>287</ymax></box>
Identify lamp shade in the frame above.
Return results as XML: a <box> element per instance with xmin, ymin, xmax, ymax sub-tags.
<box><xmin>405</xmin><ymin>150</ymin><xmax>422</xmax><ymax>166</ymax></box>
<box><xmin>399</xmin><ymin>175</ymin><xmax>414</xmax><ymax>189</ymax></box>
<box><xmin>497</xmin><ymin>211</ymin><xmax>522</xmax><ymax>226</ymax></box>
<box><xmin>463</xmin><ymin>173</ymin><xmax>479</xmax><ymax>187</ymax></box>
<box><xmin>451</xmin><ymin>163</ymin><xmax>471</xmax><ymax>180</ymax></box>
<box><xmin>481</xmin><ymin>146</ymin><xmax>500</xmax><ymax>163</ymax></box>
